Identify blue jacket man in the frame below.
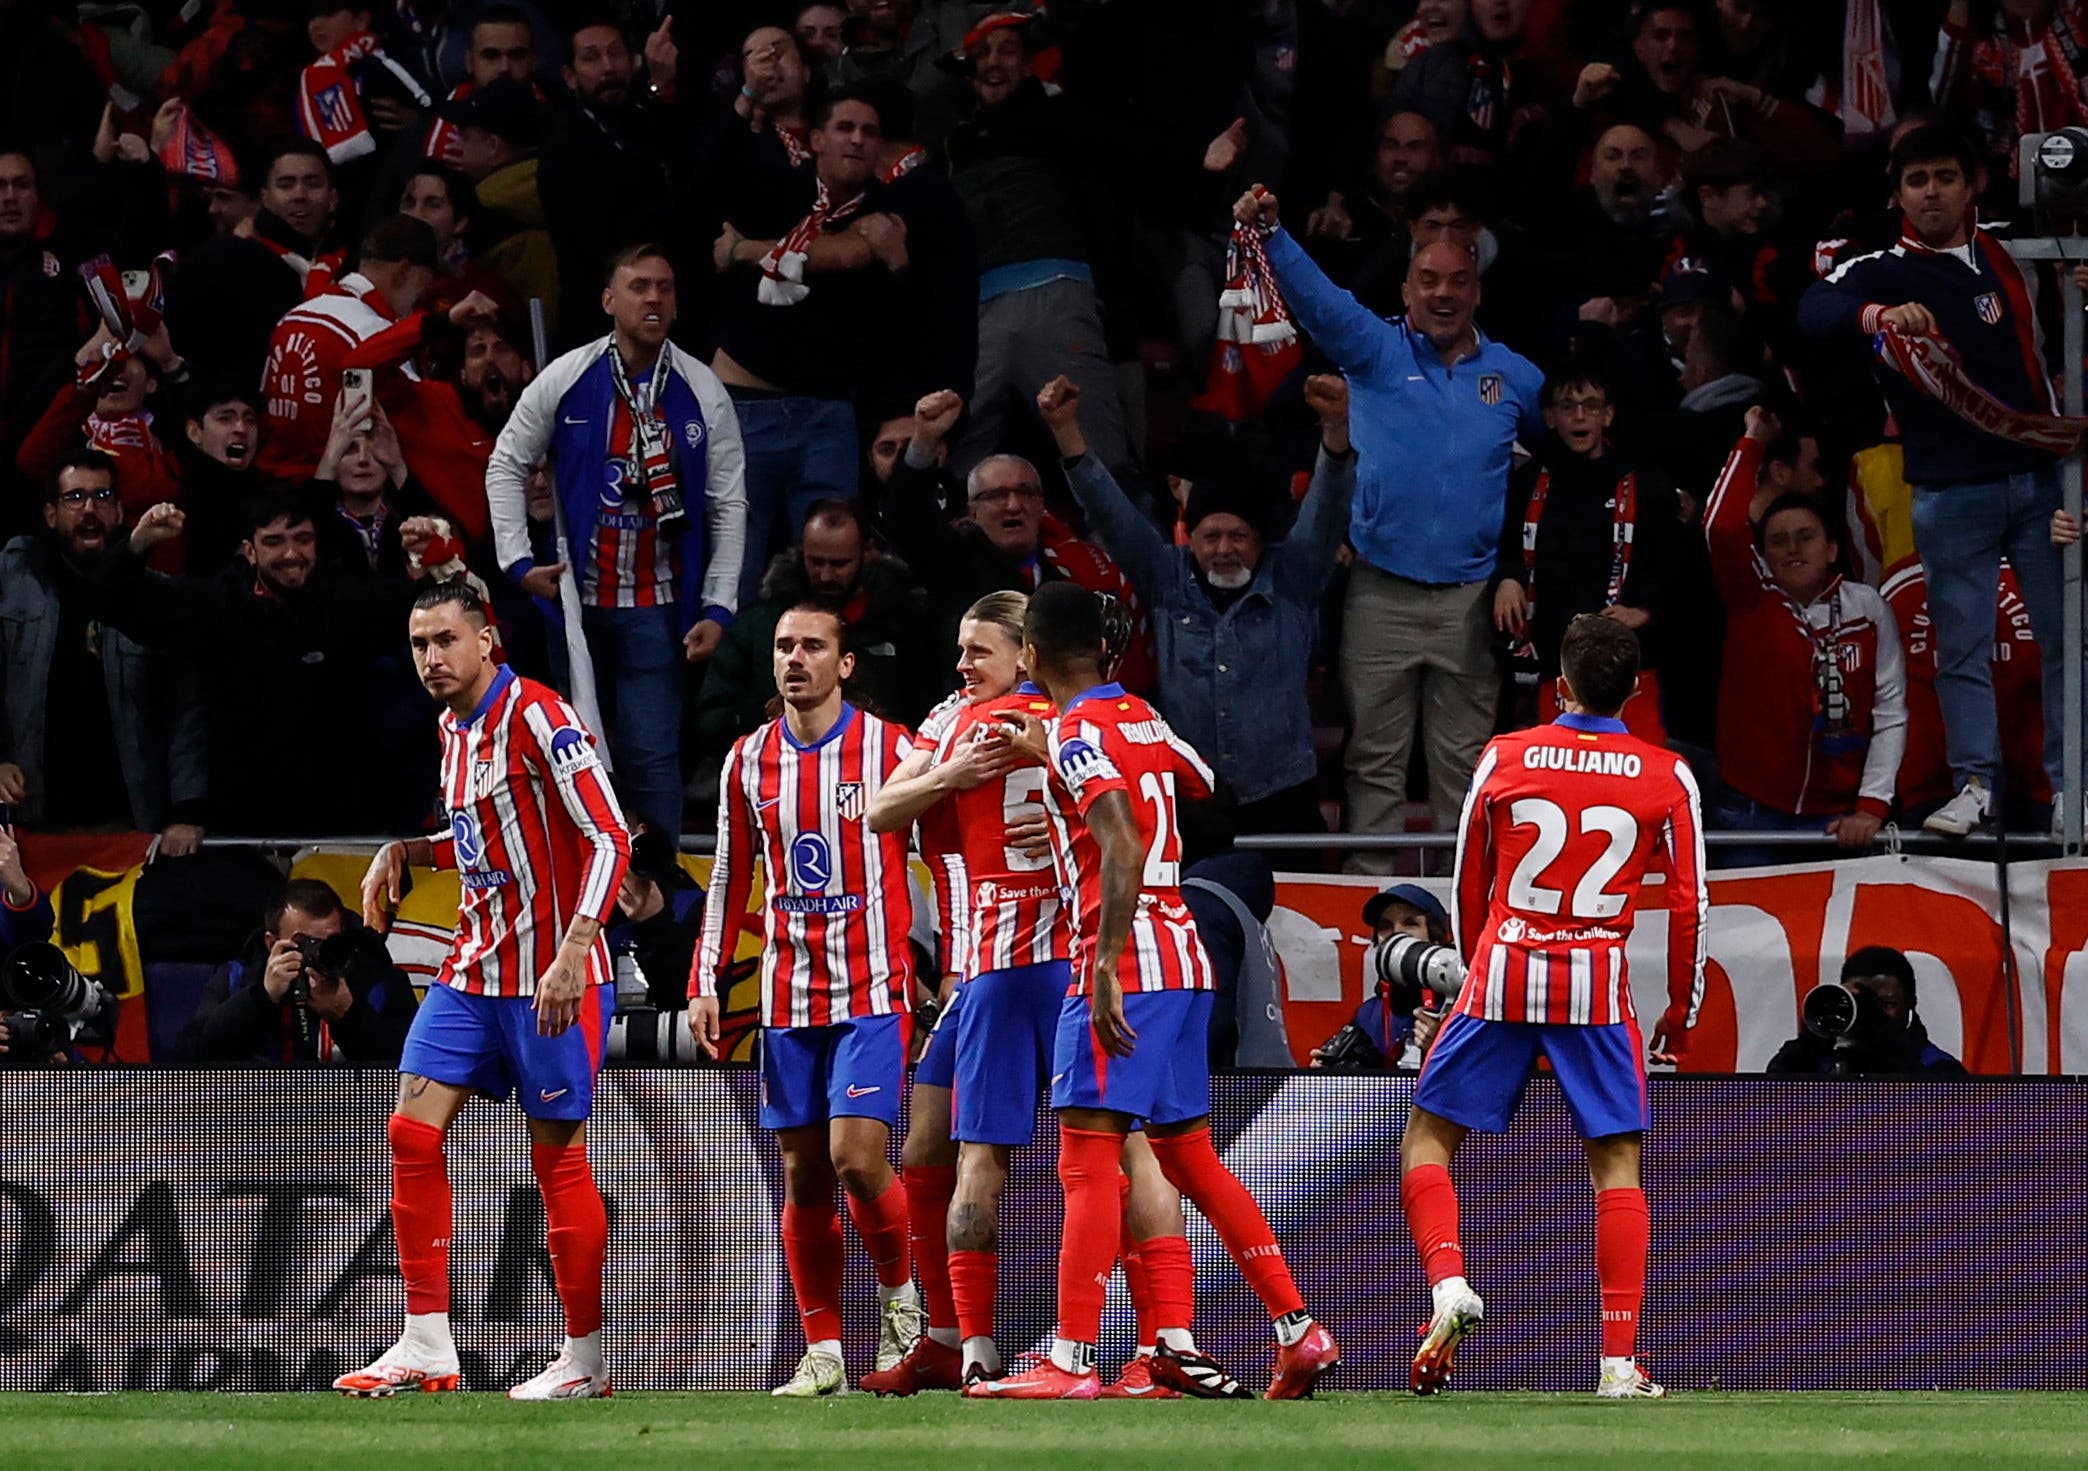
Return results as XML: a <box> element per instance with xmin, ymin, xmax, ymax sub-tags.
<box><xmin>1798</xmin><ymin>124</ymin><xmax>2073</xmax><ymax>836</ymax></box>
<box><xmin>487</xmin><ymin>247</ymin><xmax>747</xmax><ymax>835</ymax></box>
<box><xmin>1244</xmin><ymin>186</ymin><xmax>1543</xmax><ymax>864</ymax></box>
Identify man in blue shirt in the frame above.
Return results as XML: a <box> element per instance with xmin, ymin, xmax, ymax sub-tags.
<box><xmin>1239</xmin><ymin>185</ymin><xmax>1544</xmax><ymax>868</ymax></box>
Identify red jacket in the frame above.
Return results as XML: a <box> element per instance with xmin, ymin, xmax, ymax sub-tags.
<box><xmin>342</xmin><ymin>313</ymin><xmax>494</xmax><ymax>543</ymax></box>
<box><xmin>257</xmin><ymin>273</ymin><xmax>403</xmax><ymax>480</ymax></box>
<box><xmin>1707</xmin><ymin>437</ymin><xmax>1908</xmax><ymax>818</ymax></box>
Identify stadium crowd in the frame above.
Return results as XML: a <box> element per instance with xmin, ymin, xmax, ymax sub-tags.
<box><xmin>0</xmin><ymin>0</ymin><xmax>2081</xmax><ymax>958</ymax></box>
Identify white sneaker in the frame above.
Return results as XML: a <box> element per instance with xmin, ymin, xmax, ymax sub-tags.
<box><xmin>1597</xmin><ymin>1359</ymin><xmax>1667</xmax><ymax>1398</ymax></box>
<box><xmin>333</xmin><ymin>1338</ymin><xmax>461</xmax><ymax>1397</ymax></box>
<box><xmin>507</xmin><ymin>1346</ymin><xmax>612</xmax><ymax>1400</ymax></box>
<box><xmin>1923</xmin><ymin>779</ymin><xmax>1991</xmax><ymax>837</ymax></box>
<box><xmin>876</xmin><ymin>1287</ymin><xmax>925</xmax><ymax>1373</ymax></box>
<box><xmin>1410</xmin><ymin>1282</ymin><xmax>1484</xmax><ymax>1396</ymax></box>
<box><xmin>773</xmin><ymin>1347</ymin><xmax>846</xmax><ymax>1397</ymax></box>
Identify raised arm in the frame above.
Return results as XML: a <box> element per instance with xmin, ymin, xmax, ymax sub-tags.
<box><xmin>1702</xmin><ymin>415</ymin><xmax>1771</xmax><ymax>611</ymax></box>
<box><xmin>1040</xmin><ymin>375</ymin><xmax>1173</xmax><ymax>598</ymax></box>
<box><xmin>1273</xmin><ymin>374</ymin><xmax>1358</xmax><ymax>602</ymax></box>
<box><xmin>1237</xmin><ymin>185</ymin><xmax>1394</xmax><ymax>377</ymax></box>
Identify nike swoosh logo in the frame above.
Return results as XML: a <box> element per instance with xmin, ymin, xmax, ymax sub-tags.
<box><xmin>562</xmin><ymin>416</ymin><xmax>588</xmax><ymax>425</ymax></box>
<box><xmin>844</xmin><ymin>1084</ymin><xmax>880</xmax><ymax>1098</ymax></box>
<box><xmin>756</xmin><ymin>798</ymin><xmax>781</xmax><ymax>811</ymax></box>
<box><xmin>1050</xmin><ymin>1073</ymin><xmax>1065</xmax><ymax>1085</ymax></box>
<box><xmin>1116</xmin><ymin>1384</ymin><xmax>1163</xmax><ymax>1396</ymax></box>
<box><xmin>539</xmin><ymin>1087</ymin><xmax>569</xmax><ymax>1102</ymax></box>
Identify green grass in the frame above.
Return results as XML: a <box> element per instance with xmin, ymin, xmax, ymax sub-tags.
<box><xmin>3</xmin><ymin>1392</ymin><xmax>2085</xmax><ymax>1470</ymax></box>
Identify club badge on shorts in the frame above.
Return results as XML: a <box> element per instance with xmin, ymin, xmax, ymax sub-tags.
<box><xmin>1478</xmin><ymin>373</ymin><xmax>1503</xmax><ymax>405</ymax></box>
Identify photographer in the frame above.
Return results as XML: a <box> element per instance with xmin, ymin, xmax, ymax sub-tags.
<box><xmin>1767</xmin><ymin>946</ymin><xmax>1967</xmax><ymax>1077</ymax></box>
<box><xmin>1311</xmin><ymin>885</ymin><xmax>1460</xmax><ymax>1073</ymax></box>
<box><xmin>0</xmin><ymin>823</ymin><xmax>68</xmax><ymax>1066</ymax></box>
<box><xmin>177</xmin><ymin>878</ymin><xmax>416</xmax><ymax>1064</ymax></box>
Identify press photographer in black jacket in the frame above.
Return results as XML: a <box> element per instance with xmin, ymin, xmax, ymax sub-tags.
<box><xmin>178</xmin><ymin>878</ymin><xmax>417</xmax><ymax>1064</ymax></box>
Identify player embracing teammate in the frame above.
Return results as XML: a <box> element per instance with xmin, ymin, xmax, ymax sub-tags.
<box><xmin>1402</xmin><ymin>613</ymin><xmax>1705</xmax><ymax>1398</ymax></box>
<box><xmin>688</xmin><ymin>603</ymin><xmax>923</xmax><ymax>1396</ymax></box>
<box><xmin>862</xmin><ymin>591</ymin><xmax>1244</xmax><ymax>1399</ymax></box>
<box><xmin>964</xmin><ymin>582</ymin><xmax>1338</xmax><ymax>1400</ymax></box>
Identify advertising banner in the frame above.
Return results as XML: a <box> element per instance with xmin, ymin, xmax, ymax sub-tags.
<box><xmin>2</xmin><ymin>1072</ymin><xmax>2083</xmax><ymax>1394</ymax></box>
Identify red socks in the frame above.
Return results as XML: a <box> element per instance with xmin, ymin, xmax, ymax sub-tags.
<box><xmin>1401</xmin><ymin>1163</ymin><xmax>1465</xmax><ymax>1286</ymax></box>
<box><xmin>845</xmin><ymin>1177</ymin><xmax>913</xmax><ymax>1290</ymax></box>
<box><xmin>1595</xmin><ymin>1187</ymin><xmax>1649</xmax><ymax>1358</ymax></box>
<box><xmin>387</xmin><ymin>1115</ymin><xmax>451</xmax><ymax>1316</ymax></box>
<box><xmin>530</xmin><ymin>1139</ymin><xmax>606</xmax><ymax>1339</ymax></box>
<box><xmin>1055</xmin><ymin>1126</ymin><xmax>1123</xmax><ymax>1345</ymax></box>
<box><xmin>1145</xmin><ymin>1128</ymin><xmax>1303</xmax><ymax>1321</ymax></box>
<box><xmin>781</xmin><ymin>1200</ymin><xmax>845</xmax><ymax>1344</ymax></box>
<box><xmin>905</xmin><ymin>1165</ymin><xmax>956</xmax><ymax>1329</ymax></box>
<box><xmin>949</xmin><ymin>1249</ymin><xmax>997</xmax><ymax>1341</ymax></box>
<box><xmin>1136</xmin><ymin>1232</ymin><xmax>1195</xmax><ymax>1343</ymax></box>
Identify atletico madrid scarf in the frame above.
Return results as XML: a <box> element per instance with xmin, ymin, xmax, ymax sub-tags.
<box><xmin>297</xmin><ymin>29</ymin><xmax>431</xmax><ymax>164</ymax></box>
<box><xmin>1509</xmin><ymin>465</ymin><xmax>1636</xmax><ymax>667</ymax></box>
<box><xmin>156</xmin><ymin>105</ymin><xmax>239</xmax><ymax>185</ymax></box>
<box><xmin>606</xmin><ymin>342</ymin><xmax>679</xmax><ymax>514</ymax></box>
<box><xmin>1195</xmin><ymin>203</ymin><xmax>1300</xmax><ymax>421</ymax></box>
<box><xmin>1873</xmin><ymin>322</ymin><xmax>2085</xmax><ymax>456</ymax></box>
<box><xmin>757</xmin><ymin>180</ymin><xmax>868</xmax><ymax>306</ymax></box>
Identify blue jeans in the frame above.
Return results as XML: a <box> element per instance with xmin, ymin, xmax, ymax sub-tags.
<box><xmin>731</xmin><ymin>393</ymin><xmax>860</xmax><ymax>606</ymax></box>
<box><xmin>1911</xmin><ymin>467</ymin><xmax>2068</xmax><ymax>799</ymax></box>
<box><xmin>580</xmin><ymin>603</ymin><xmax>684</xmax><ymax>834</ymax></box>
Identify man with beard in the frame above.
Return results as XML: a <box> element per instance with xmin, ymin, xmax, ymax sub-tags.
<box><xmin>540</xmin><ymin>15</ymin><xmax>690</xmax><ymax>348</ymax></box>
<box><xmin>0</xmin><ymin>451</ymin><xmax>206</xmax><ymax>849</ymax></box>
<box><xmin>1300</xmin><ymin>111</ymin><xmax>1442</xmax><ymax>276</ymax></box>
<box><xmin>0</xmin><ymin>151</ymin><xmax>94</xmax><ymax>470</ymax></box>
<box><xmin>692</xmin><ymin>498</ymin><xmax>942</xmax><ymax>764</ymax></box>
<box><xmin>1039</xmin><ymin>373</ymin><xmax>1356</xmax><ymax>838</ymax></box>
<box><xmin>96</xmin><ymin>490</ymin><xmax>434</xmax><ymax>836</ymax></box>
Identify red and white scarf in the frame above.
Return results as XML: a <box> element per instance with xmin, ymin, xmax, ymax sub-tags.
<box><xmin>607</xmin><ymin>342</ymin><xmax>679</xmax><ymax>516</ymax></box>
<box><xmin>297</xmin><ymin>29</ymin><xmax>430</xmax><ymax>164</ymax></box>
<box><xmin>157</xmin><ymin>105</ymin><xmax>239</xmax><ymax>185</ymax></box>
<box><xmin>1216</xmin><ymin>204</ymin><xmax>1296</xmax><ymax>350</ymax></box>
<box><xmin>757</xmin><ymin>180</ymin><xmax>868</xmax><ymax>306</ymax></box>
<box><xmin>86</xmin><ymin>411</ymin><xmax>153</xmax><ymax>453</ymax></box>
<box><xmin>1873</xmin><ymin>323</ymin><xmax>2085</xmax><ymax>456</ymax></box>
<box><xmin>423</xmin><ymin>80</ymin><xmax>473</xmax><ymax>164</ymax></box>
<box><xmin>1509</xmin><ymin>465</ymin><xmax>1636</xmax><ymax>667</ymax></box>
<box><xmin>776</xmin><ymin>124</ymin><xmax>811</xmax><ymax>168</ymax></box>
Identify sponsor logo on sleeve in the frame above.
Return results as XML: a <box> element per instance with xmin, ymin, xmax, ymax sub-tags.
<box><xmin>1054</xmin><ymin>737</ymin><xmax>1111</xmax><ymax>790</ymax></box>
<box><xmin>549</xmin><ymin>726</ymin><xmax>598</xmax><ymax>775</ymax></box>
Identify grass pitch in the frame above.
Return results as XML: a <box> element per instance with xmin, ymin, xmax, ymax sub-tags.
<box><xmin>3</xmin><ymin>1392</ymin><xmax>2085</xmax><ymax>1470</ymax></box>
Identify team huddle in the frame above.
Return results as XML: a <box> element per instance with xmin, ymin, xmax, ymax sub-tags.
<box><xmin>330</xmin><ymin>577</ymin><xmax>1704</xmax><ymax>1401</ymax></box>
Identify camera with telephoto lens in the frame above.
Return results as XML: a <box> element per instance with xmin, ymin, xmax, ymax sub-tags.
<box><xmin>0</xmin><ymin>942</ymin><xmax>116</xmax><ymax>1064</ymax></box>
<box><xmin>606</xmin><ymin>1006</ymin><xmax>703</xmax><ymax>1064</ymax></box>
<box><xmin>1369</xmin><ymin>932</ymin><xmax>1464</xmax><ymax>1018</ymax></box>
<box><xmin>1802</xmin><ymin>980</ymin><xmax>1887</xmax><ymax>1044</ymax></box>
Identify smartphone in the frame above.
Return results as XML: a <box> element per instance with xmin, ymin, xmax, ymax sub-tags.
<box><xmin>341</xmin><ymin>367</ymin><xmax>373</xmax><ymax>428</ymax></box>
<box><xmin>0</xmin><ymin>803</ymin><xmax>13</xmax><ymax>832</ymax></box>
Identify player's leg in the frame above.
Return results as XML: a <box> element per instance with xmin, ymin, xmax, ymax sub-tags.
<box><xmin>507</xmin><ymin>985</ymin><xmax>614</xmax><ymax>1400</ymax></box>
<box><xmin>828</xmin><ymin>1015</ymin><xmax>917</xmax><ymax>1373</ymax></box>
<box><xmin>1543</xmin><ymin>1021</ymin><xmax>1664</xmax><ymax>1399</ymax></box>
<box><xmin>336</xmin><ymin>986</ymin><xmax>484</xmax><ymax>1397</ymax></box>
<box><xmin>967</xmin><ymin>989</ymin><xmax>1132</xmax><ymax>1399</ymax></box>
<box><xmin>861</xmin><ymin>1002</ymin><xmax>959</xmax><ymax>1393</ymax></box>
<box><xmin>1404</xmin><ymin>1012</ymin><xmax>1538</xmax><ymax>1394</ymax></box>
<box><xmin>766</xmin><ymin>1026</ymin><xmax>847</xmax><ymax>1396</ymax></box>
<box><xmin>1139</xmin><ymin>994</ymin><xmax>1335</xmax><ymax>1399</ymax></box>
<box><xmin>1120</xmin><ymin>1134</ymin><xmax>1249</xmax><ymax>1399</ymax></box>
<box><xmin>944</xmin><ymin>960</ymin><xmax>1063</xmax><ymax>1384</ymax></box>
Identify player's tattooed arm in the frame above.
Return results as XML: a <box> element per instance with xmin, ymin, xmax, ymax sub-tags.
<box><xmin>1084</xmin><ymin>790</ymin><xmax>1144</xmax><ymax>1057</ymax></box>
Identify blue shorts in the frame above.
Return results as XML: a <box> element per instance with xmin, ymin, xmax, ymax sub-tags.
<box><xmin>1413</xmin><ymin>1012</ymin><xmax>1649</xmax><ymax>1139</ymax></box>
<box><xmin>953</xmin><ymin>960</ymin><xmax>1069</xmax><ymax>1146</ymax></box>
<box><xmin>760</xmin><ymin>1014</ymin><xmax>905</xmax><ymax>1132</ymax></box>
<box><xmin>914</xmin><ymin>985</ymin><xmax>963</xmax><ymax>1092</ymax></box>
<box><xmin>1049</xmin><ymin>989</ymin><xmax>1212</xmax><ymax>1127</ymax></box>
<box><xmin>399</xmin><ymin>982</ymin><xmax>610</xmax><ymax>1122</ymax></box>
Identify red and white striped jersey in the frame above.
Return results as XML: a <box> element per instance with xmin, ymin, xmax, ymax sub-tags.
<box><xmin>426</xmin><ymin>666</ymin><xmax>632</xmax><ymax>997</ymax></box>
<box><xmin>582</xmin><ymin>388</ymin><xmax>678</xmax><ymax>609</ymax></box>
<box><xmin>1044</xmin><ymin>683</ymin><xmax>1214</xmax><ymax>996</ymax></box>
<box><xmin>934</xmin><ymin>685</ymin><xmax>1072</xmax><ymax>978</ymax></box>
<box><xmin>695</xmin><ymin>703</ymin><xmax>917</xmax><ymax>1026</ymax></box>
<box><xmin>258</xmin><ymin>272</ymin><xmax>401</xmax><ymax>479</ymax></box>
<box><xmin>914</xmin><ymin>692</ymin><xmax>969</xmax><ymax>978</ymax></box>
<box><xmin>1451</xmin><ymin>715</ymin><xmax>1707</xmax><ymax>1030</ymax></box>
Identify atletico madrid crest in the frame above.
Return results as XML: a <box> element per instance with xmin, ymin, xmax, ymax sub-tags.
<box><xmin>1478</xmin><ymin>373</ymin><xmax>1503</xmax><ymax>405</ymax></box>
<box><xmin>835</xmin><ymin>782</ymin><xmax>865</xmax><ymax>821</ymax></box>
<box><xmin>1974</xmin><ymin>292</ymin><xmax>2003</xmax><ymax>325</ymax></box>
